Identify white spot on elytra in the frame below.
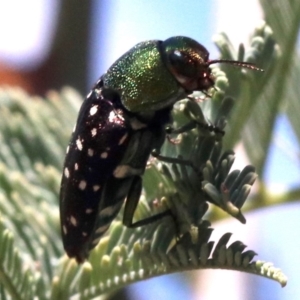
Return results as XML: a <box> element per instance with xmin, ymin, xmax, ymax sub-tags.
<box><xmin>82</xmin><ymin>232</ymin><xmax>88</xmax><ymax>237</ymax></box>
<box><xmin>91</xmin><ymin>128</ymin><xmax>97</xmax><ymax>137</ymax></box>
<box><xmin>88</xmin><ymin>148</ymin><xmax>94</xmax><ymax>156</ymax></box>
<box><xmin>92</xmin><ymin>237</ymin><xmax>101</xmax><ymax>245</ymax></box>
<box><xmin>63</xmin><ymin>225</ymin><xmax>67</xmax><ymax>235</ymax></box>
<box><xmin>66</xmin><ymin>146</ymin><xmax>70</xmax><ymax>154</ymax></box>
<box><xmin>95</xmin><ymin>224</ymin><xmax>110</xmax><ymax>235</ymax></box>
<box><xmin>79</xmin><ymin>180</ymin><xmax>87</xmax><ymax>190</ymax></box>
<box><xmin>99</xmin><ymin>206</ymin><xmax>116</xmax><ymax>218</ymax></box>
<box><xmin>74</xmin><ymin>163</ymin><xmax>79</xmax><ymax>170</ymax></box>
<box><xmin>87</xmin><ymin>90</ymin><xmax>92</xmax><ymax>98</ymax></box>
<box><xmin>85</xmin><ymin>208</ymin><xmax>93</xmax><ymax>214</ymax></box>
<box><xmin>93</xmin><ymin>185</ymin><xmax>100</xmax><ymax>192</ymax></box>
<box><xmin>118</xmin><ymin>132</ymin><xmax>128</xmax><ymax>145</ymax></box>
<box><xmin>90</xmin><ymin>105</ymin><xmax>98</xmax><ymax>116</ymax></box>
<box><xmin>109</xmin><ymin>111</ymin><xmax>116</xmax><ymax>122</ymax></box>
<box><xmin>94</xmin><ymin>88</ymin><xmax>102</xmax><ymax>98</ymax></box>
<box><xmin>100</xmin><ymin>152</ymin><xmax>108</xmax><ymax>159</ymax></box>
<box><xmin>64</xmin><ymin>167</ymin><xmax>70</xmax><ymax>178</ymax></box>
<box><xmin>107</xmin><ymin>109</ymin><xmax>125</xmax><ymax>123</ymax></box>
<box><xmin>70</xmin><ymin>215</ymin><xmax>78</xmax><ymax>226</ymax></box>
<box><xmin>76</xmin><ymin>138</ymin><xmax>83</xmax><ymax>151</ymax></box>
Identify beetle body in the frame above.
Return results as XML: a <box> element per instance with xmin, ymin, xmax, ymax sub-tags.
<box><xmin>60</xmin><ymin>36</ymin><xmax>260</xmax><ymax>262</ymax></box>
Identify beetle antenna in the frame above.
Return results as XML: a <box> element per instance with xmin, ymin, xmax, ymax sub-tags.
<box><xmin>208</xmin><ymin>59</ymin><xmax>264</xmax><ymax>72</ymax></box>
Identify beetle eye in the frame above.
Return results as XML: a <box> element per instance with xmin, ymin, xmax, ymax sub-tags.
<box><xmin>169</xmin><ymin>50</ymin><xmax>197</xmax><ymax>78</ymax></box>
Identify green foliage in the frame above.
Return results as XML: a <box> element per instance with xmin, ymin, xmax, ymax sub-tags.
<box><xmin>2</xmin><ymin>0</ymin><xmax>300</xmax><ymax>296</ymax></box>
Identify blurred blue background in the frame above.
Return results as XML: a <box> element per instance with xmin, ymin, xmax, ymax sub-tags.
<box><xmin>0</xmin><ymin>1</ymin><xmax>299</xmax><ymax>299</ymax></box>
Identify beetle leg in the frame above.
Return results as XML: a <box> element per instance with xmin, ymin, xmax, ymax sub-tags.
<box><xmin>166</xmin><ymin>120</ymin><xmax>224</xmax><ymax>136</ymax></box>
<box><xmin>151</xmin><ymin>150</ymin><xmax>192</xmax><ymax>166</ymax></box>
<box><xmin>151</xmin><ymin>149</ymin><xmax>202</xmax><ymax>177</ymax></box>
<box><xmin>165</xmin><ymin>122</ymin><xmax>196</xmax><ymax>145</ymax></box>
<box><xmin>123</xmin><ymin>176</ymin><xmax>173</xmax><ymax>228</ymax></box>
<box><xmin>165</xmin><ymin>121</ymin><xmax>197</xmax><ymax>135</ymax></box>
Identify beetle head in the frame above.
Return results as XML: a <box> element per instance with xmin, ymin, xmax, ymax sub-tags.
<box><xmin>162</xmin><ymin>36</ymin><xmax>262</xmax><ymax>93</ymax></box>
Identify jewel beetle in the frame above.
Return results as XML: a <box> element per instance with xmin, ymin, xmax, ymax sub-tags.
<box><xmin>60</xmin><ymin>36</ymin><xmax>262</xmax><ymax>263</ymax></box>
